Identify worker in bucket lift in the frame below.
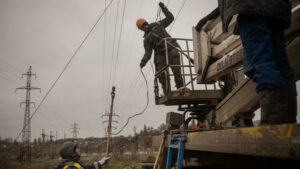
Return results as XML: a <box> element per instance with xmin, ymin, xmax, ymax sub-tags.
<box><xmin>137</xmin><ymin>2</ymin><xmax>185</xmax><ymax>95</ymax></box>
<box><xmin>217</xmin><ymin>0</ymin><xmax>297</xmax><ymax>125</ymax></box>
<box><xmin>54</xmin><ymin>141</ymin><xmax>110</xmax><ymax>169</ymax></box>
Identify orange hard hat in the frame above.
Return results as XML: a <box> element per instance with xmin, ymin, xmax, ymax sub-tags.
<box><xmin>136</xmin><ymin>18</ymin><xmax>147</xmax><ymax>29</ymax></box>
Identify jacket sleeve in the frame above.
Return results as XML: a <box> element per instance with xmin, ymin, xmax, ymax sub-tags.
<box><xmin>195</xmin><ymin>7</ymin><xmax>219</xmax><ymax>31</ymax></box>
<box><xmin>141</xmin><ymin>39</ymin><xmax>153</xmax><ymax>64</ymax></box>
<box><xmin>160</xmin><ymin>6</ymin><xmax>174</xmax><ymax>28</ymax></box>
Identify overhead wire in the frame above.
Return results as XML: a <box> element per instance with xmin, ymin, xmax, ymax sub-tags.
<box><xmin>112</xmin><ymin>0</ymin><xmax>127</xmax><ymax>85</ymax></box>
<box><xmin>0</xmin><ymin>58</ymin><xmax>24</xmax><ymax>74</ymax></box>
<box><xmin>115</xmin><ymin>0</ymin><xmax>146</xmax><ymax>112</ymax></box>
<box><xmin>107</xmin><ymin>0</ymin><xmax>120</xmax><ymax>95</ymax></box>
<box><xmin>102</xmin><ymin>0</ymin><xmax>107</xmax><ymax>110</ymax></box>
<box><xmin>104</xmin><ymin>0</ymin><xmax>120</xmax><ymax>112</ymax></box>
<box><xmin>112</xmin><ymin>68</ymin><xmax>149</xmax><ymax>135</ymax></box>
<box><xmin>0</xmin><ymin>66</ymin><xmax>21</xmax><ymax>77</ymax></box>
<box><xmin>0</xmin><ymin>74</ymin><xmax>23</xmax><ymax>86</ymax></box>
<box><xmin>114</xmin><ymin>0</ymin><xmax>185</xmax><ymax>135</ymax></box>
<box><xmin>0</xmin><ymin>0</ymin><xmax>115</xmax><ymax>165</ymax></box>
<box><xmin>169</xmin><ymin>0</ymin><xmax>187</xmax><ymax>32</ymax></box>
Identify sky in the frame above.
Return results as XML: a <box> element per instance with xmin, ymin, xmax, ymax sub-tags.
<box><xmin>0</xmin><ymin>0</ymin><xmax>299</xmax><ymax>141</ymax></box>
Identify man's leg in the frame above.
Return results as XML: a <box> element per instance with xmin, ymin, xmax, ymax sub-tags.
<box><xmin>238</xmin><ymin>14</ymin><xmax>289</xmax><ymax>125</ymax></box>
<box><xmin>271</xmin><ymin>26</ymin><xmax>297</xmax><ymax>122</ymax></box>
<box><xmin>168</xmin><ymin>49</ymin><xmax>184</xmax><ymax>89</ymax></box>
<box><xmin>155</xmin><ymin>56</ymin><xmax>168</xmax><ymax>95</ymax></box>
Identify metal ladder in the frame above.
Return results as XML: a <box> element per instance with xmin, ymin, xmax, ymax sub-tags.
<box><xmin>166</xmin><ymin>136</ymin><xmax>187</xmax><ymax>169</ymax></box>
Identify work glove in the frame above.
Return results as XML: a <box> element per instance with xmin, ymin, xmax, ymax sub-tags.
<box><xmin>98</xmin><ymin>156</ymin><xmax>110</xmax><ymax>165</ymax></box>
<box><xmin>140</xmin><ymin>59</ymin><xmax>147</xmax><ymax>68</ymax></box>
<box><xmin>159</xmin><ymin>2</ymin><xmax>165</xmax><ymax>9</ymax></box>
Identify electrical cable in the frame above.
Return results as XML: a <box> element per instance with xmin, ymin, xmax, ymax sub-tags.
<box><xmin>102</xmin><ymin>0</ymin><xmax>107</xmax><ymax>107</ymax></box>
<box><xmin>0</xmin><ymin>58</ymin><xmax>24</xmax><ymax>73</ymax></box>
<box><xmin>112</xmin><ymin>68</ymin><xmax>149</xmax><ymax>135</ymax></box>
<box><xmin>112</xmin><ymin>0</ymin><xmax>127</xmax><ymax>85</ymax></box>
<box><xmin>0</xmin><ymin>0</ymin><xmax>115</xmax><ymax>165</ymax></box>
<box><xmin>107</xmin><ymin>0</ymin><xmax>120</xmax><ymax>96</ymax></box>
<box><xmin>121</xmin><ymin>67</ymin><xmax>151</xmax><ymax>121</ymax></box>
<box><xmin>0</xmin><ymin>67</ymin><xmax>20</xmax><ymax>77</ymax></box>
<box><xmin>169</xmin><ymin>0</ymin><xmax>187</xmax><ymax>32</ymax></box>
<box><xmin>116</xmin><ymin>0</ymin><xmax>145</xmax><ymax>97</ymax></box>
<box><xmin>0</xmin><ymin>74</ymin><xmax>22</xmax><ymax>86</ymax></box>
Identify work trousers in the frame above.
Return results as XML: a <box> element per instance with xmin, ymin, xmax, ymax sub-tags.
<box><xmin>237</xmin><ymin>14</ymin><xmax>297</xmax><ymax>96</ymax></box>
<box><xmin>155</xmin><ymin>48</ymin><xmax>184</xmax><ymax>94</ymax></box>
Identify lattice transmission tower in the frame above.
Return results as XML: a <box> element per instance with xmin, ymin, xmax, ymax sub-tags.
<box><xmin>16</xmin><ymin>66</ymin><xmax>41</xmax><ymax>161</ymax></box>
<box><xmin>70</xmin><ymin>121</ymin><xmax>79</xmax><ymax>142</ymax></box>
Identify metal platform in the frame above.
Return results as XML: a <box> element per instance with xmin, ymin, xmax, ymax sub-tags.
<box><xmin>155</xmin><ymin>89</ymin><xmax>223</xmax><ymax>105</ymax></box>
<box><xmin>153</xmin><ymin>124</ymin><xmax>300</xmax><ymax>160</ymax></box>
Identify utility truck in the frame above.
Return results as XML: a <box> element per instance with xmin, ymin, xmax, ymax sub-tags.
<box><xmin>152</xmin><ymin>1</ymin><xmax>300</xmax><ymax>168</ymax></box>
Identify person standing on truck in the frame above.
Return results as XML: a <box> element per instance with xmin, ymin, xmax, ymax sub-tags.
<box><xmin>54</xmin><ymin>141</ymin><xmax>110</xmax><ymax>169</ymax></box>
<box><xmin>217</xmin><ymin>0</ymin><xmax>297</xmax><ymax>125</ymax></box>
<box><xmin>137</xmin><ymin>2</ymin><xmax>184</xmax><ymax>95</ymax></box>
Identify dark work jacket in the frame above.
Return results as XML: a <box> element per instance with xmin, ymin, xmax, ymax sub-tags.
<box><xmin>218</xmin><ymin>0</ymin><xmax>291</xmax><ymax>32</ymax></box>
<box><xmin>142</xmin><ymin>6</ymin><xmax>179</xmax><ymax>64</ymax></box>
<box><xmin>54</xmin><ymin>159</ymin><xmax>100</xmax><ymax>169</ymax></box>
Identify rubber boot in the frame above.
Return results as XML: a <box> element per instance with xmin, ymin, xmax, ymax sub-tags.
<box><xmin>288</xmin><ymin>95</ymin><xmax>297</xmax><ymax>123</ymax></box>
<box><xmin>259</xmin><ymin>90</ymin><xmax>289</xmax><ymax>125</ymax></box>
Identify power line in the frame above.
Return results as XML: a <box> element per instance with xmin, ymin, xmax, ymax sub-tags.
<box><xmin>0</xmin><ymin>66</ymin><xmax>20</xmax><ymax>77</ymax></box>
<box><xmin>104</xmin><ymin>0</ymin><xmax>120</xmax><ymax>112</ymax></box>
<box><xmin>0</xmin><ymin>58</ymin><xmax>24</xmax><ymax>73</ymax></box>
<box><xmin>0</xmin><ymin>74</ymin><xmax>22</xmax><ymax>86</ymax></box>
<box><xmin>107</xmin><ymin>0</ymin><xmax>120</xmax><ymax>94</ymax></box>
<box><xmin>116</xmin><ymin>0</ymin><xmax>146</xmax><ymax>104</ymax></box>
<box><xmin>112</xmin><ymin>68</ymin><xmax>149</xmax><ymax>135</ymax></box>
<box><xmin>122</xmin><ymin>68</ymin><xmax>151</xmax><ymax>119</ymax></box>
<box><xmin>169</xmin><ymin>0</ymin><xmax>187</xmax><ymax>32</ymax></box>
<box><xmin>102</xmin><ymin>0</ymin><xmax>107</xmax><ymax>106</ymax></box>
<box><xmin>112</xmin><ymin>0</ymin><xmax>127</xmax><ymax>85</ymax></box>
<box><xmin>0</xmin><ymin>0</ymin><xmax>115</xmax><ymax>165</ymax></box>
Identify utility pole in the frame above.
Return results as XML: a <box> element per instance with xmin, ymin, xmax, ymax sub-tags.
<box><xmin>41</xmin><ymin>129</ymin><xmax>46</xmax><ymax>143</ymax></box>
<box><xmin>105</xmin><ymin>86</ymin><xmax>116</xmax><ymax>157</ymax></box>
<box><xmin>49</xmin><ymin>131</ymin><xmax>54</xmax><ymax>159</ymax></box>
<box><xmin>16</xmin><ymin>66</ymin><xmax>41</xmax><ymax>161</ymax></box>
<box><xmin>71</xmin><ymin>121</ymin><xmax>79</xmax><ymax>142</ymax></box>
<box><xmin>55</xmin><ymin>131</ymin><xmax>58</xmax><ymax>141</ymax></box>
<box><xmin>49</xmin><ymin>131</ymin><xmax>53</xmax><ymax>143</ymax></box>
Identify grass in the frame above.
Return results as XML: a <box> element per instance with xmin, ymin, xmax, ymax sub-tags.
<box><xmin>1</xmin><ymin>154</ymin><xmax>142</xmax><ymax>169</ymax></box>
<box><xmin>102</xmin><ymin>161</ymin><xmax>142</xmax><ymax>169</ymax></box>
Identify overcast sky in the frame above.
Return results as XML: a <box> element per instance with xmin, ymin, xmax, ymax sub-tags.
<box><xmin>0</xmin><ymin>0</ymin><xmax>299</xmax><ymax>141</ymax></box>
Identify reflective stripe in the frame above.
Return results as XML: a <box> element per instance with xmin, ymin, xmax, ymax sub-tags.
<box><xmin>292</xmin><ymin>4</ymin><xmax>300</xmax><ymax>13</ymax></box>
<box><xmin>63</xmin><ymin>162</ymin><xmax>82</xmax><ymax>169</ymax></box>
<box><xmin>74</xmin><ymin>162</ymin><xmax>82</xmax><ymax>169</ymax></box>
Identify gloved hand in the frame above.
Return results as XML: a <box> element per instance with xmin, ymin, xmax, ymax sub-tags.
<box><xmin>140</xmin><ymin>59</ymin><xmax>147</xmax><ymax>68</ymax></box>
<box><xmin>98</xmin><ymin>156</ymin><xmax>110</xmax><ymax>165</ymax></box>
<box><xmin>159</xmin><ymin>2</ymin><xmax>165</xmax><ymax>9</ymax></box>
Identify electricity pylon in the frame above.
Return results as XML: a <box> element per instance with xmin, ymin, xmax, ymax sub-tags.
<box><xmin>70</xmin><ymin>121</ymin><xmax>79</xmax><ymax>142</ymax></box>
<box><xmin>16</xmin><ymin>66</ymin><xmax>41</xmax><ymax>161</ymax></box>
